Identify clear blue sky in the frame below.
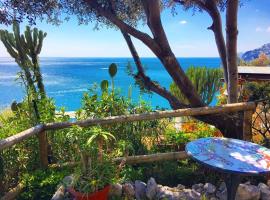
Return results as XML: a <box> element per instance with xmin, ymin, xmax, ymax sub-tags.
<box><xmin>0</xmin><ymin>0</ymin><xmax>270</xmax><ymax>58</ymax></box>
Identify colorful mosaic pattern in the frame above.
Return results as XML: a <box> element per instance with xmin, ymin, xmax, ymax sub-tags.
<box><xmin>186</xmin><ymin>137</ymin><xmax>270</xmax><ymax>174</ymax></box>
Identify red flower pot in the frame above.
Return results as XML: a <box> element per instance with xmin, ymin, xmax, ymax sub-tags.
<box><xmin>68</xmin><ymin>185</ymin><xmax>110</xmax><ymax>200</ymax></box>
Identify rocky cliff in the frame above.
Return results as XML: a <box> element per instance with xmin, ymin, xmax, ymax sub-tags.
<box><xmin>242</xmin><ymin>43</ymin><xmax>270</xmax><ymax>61</ymax></box>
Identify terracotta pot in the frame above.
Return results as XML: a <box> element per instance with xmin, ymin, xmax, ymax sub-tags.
<box><xmin>68</xmin><ymin>185</ymin><xmax>110</xmax><ymax>200</ymax></box>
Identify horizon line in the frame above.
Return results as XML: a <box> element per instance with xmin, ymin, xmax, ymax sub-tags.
<box><xmin>0</xmin><ymin>56</ymin><xmax>221</xmax><ymax>59</ymax></box>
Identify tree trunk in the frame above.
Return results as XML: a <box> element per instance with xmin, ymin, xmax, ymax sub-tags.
<box><xmin>205</xmin><ymin>0</ymin><xmax>228</xmax><ymax>85</ymax></box>
<box><xmin>98</xmin><ymin>140</ymin><xmax>104</xmax><ymax>162</ymax></box>
<box><xmin>170</xmin><ymin>104</ymin><xmax>244</xmax><ymax>139</ymax></box>
<box><xmin>86</xmin><ymin>0</ymin><xmax>244</xmax><ymax>139</ymax></box>
<box><xmin>33</xmin><ymin>64</ymin><xmax>46</xmax><ymax>98</ymax></box>
<box><xmin>226</xmin><ymin>0</ymin><xmax>239</xmax><ymax>103</ymax></box>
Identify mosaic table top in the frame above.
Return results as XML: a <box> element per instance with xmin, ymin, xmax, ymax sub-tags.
<box><xmin>186</xmin><ymin>137</ymin><xmax>270</xmax><ymax>175</ymax></box>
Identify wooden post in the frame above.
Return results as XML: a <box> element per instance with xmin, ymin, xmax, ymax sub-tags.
<box><xmin>243</xmin><ymin>110</ymin><xmax>253</xmax><ymax>141</ymax></box>
<box><xmin>38</xmin><ymin>131</ymin><xmax>48</xmax><ymax>168</ymax></box>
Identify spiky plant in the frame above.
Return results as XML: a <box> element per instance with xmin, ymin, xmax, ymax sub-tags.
<box><xmin>0</xmin><ymin>21</ymin><xmax>47</xmax><ymax>98</ymax></box>
<box><xmin>170</xmin><ymin>66</ymin><xmax>223</xmax><ymax>105</ymax></box>
<box><xmin>87</xmin><ymin>127</ymin><xmax>116</xmax><ymax>162</ymax></box>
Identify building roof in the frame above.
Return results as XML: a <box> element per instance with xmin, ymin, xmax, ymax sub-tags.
<box><xmin>238</xmin><ymin>66</ymin><xmax>270</xmax><ymax>75</ymax></box>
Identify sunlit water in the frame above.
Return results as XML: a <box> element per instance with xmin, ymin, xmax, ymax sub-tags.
<box><xmin>0</xmin><ymin>57</ymin><xmax>221</xmax><ymax>111</ymax></box>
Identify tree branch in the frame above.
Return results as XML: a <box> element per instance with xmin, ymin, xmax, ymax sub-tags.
<box><xmin>121</xmin><ymin>31</ymin><xmax>188</xmax><ymax>109</ymax></box>
<box><xmin>84</xmin><ymin>0</ymin><xmax>162</xmax><ymax>56</ymax></box>
<box><xmin>226</xmin><ymin>0</ymin><xmax>239</xmax><ymax>103</ymax></box>
<box><xmin>174</xmin><ymin>0</ymin><xmax>228</xmax><ymax>85</ymax></box>
<box><xmin>141</xmin><ymin>0</ymin><xmax>204</xmax><ymax>107</ymax></box>
<box><xmin>85</xmin><ymin>0</ymin><xmax>204</xmax><ymax>107</ymax></box>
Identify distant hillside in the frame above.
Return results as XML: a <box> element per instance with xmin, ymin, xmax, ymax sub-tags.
<box><xmin>242</xmin><ymin>43</ymin><xmax>270</xmax><ymax>61</ymax></box>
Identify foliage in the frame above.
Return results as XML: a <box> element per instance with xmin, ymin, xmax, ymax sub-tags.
<box><xmin>66</xmin><ymin>125</ymin><xmax>117</xmax><ymax>193</ymax></box>
<box><xmin>120</xmin><ymin>159</ymin><xmax>221</xmax><ymax>187</ymax></box>
<box><xmin>0</xmin><ymin>22</ymin><xmax>47</xmax><ymax>124</ymax></box>
<box><xmin>241</xmin><ymin>82</ymin><xmax>270</xmax><ymax>103</ymax></box>
<box><xmin>72</xmin><ymin>158</ymin><xmax>117</xmax><ymax>193</ymax></box>
<box><xmin>164</xmin><ymin>121</ymin><xmax>219</xmax><ymax>147</ymax></box>
<box><xmin>18</xmin><ymin>167</ymin><xmax>72</xmax><ymax>200</ymax></box>
<box><xmin>0</xmin><ymin>98</ymin><xmax>70</xmax><ymax>195</ymax></box>
<box><xmin>65</xmin><ymin>63</ymin><xmax>170</xmax><ymax>193</ymax></box>
<box><xmin>79</xmin><ymin>64</ymin><xmax>169</xmax><ymax>155</ymax></box>
<box><xmin>170</xmin><ymin>66</ymin><xmax>223</xmax><ymax>105</ymax></box>
<box><xmin>239</xmin><ymin>82</ymin><xmax>270</xmax><ymax>147</ymax></box>
<box><xmin>0</xmin><ymin>1</ymin><xmax>59</xmax><ymax>25</ymax></box>
<box><xmin>238</xmin><ymin>53</ymin><xmax>270</xmax><ymax>66</ymax></box>
<box><xmin>216</xmin><ymin>84</ymin><xmax>228</xmax><ymax>105</ymax></box>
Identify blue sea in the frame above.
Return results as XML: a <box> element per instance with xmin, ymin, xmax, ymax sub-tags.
<box><xmin>0</xmin><ymin>57</ymin><xmax>221</xmax><ymax>111</ymax></box>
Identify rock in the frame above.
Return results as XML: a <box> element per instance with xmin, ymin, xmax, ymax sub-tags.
<box><xmin>62</xmin><ymin>176</ymin><xmax>73</xmax><ymax>187</ymax></box>
<box><xmin>134</xmin><ymin>180</ymin><xmax>146</xmax><ymax>200</ymax></box>
<box><xmin>258</xmin><ymin>183</ymin><xmax>270</xmax><ymax>200</ymax></box>
<box><xmin>109</xmin><ymin>183</ymin><xmax>122</xmax><ymax>197</ymax></box>
<box><xmin>51</xmin><ymin>185</ymin><xmax>65</xmax><ymax>200</ymax></box>
<box><xmin>179</xmin><ymin>189</ymin><xmax>201</xmax><ymax>200</ymax></box>
<box><xmin>216</xmin><ymin>182</ymin><xmax>227</xmax><ymax>200</ymax></box>
<box><xmin>267</xmin><ymin>180</ymin><xmax>270</xmax><ymax>187</ymax></box>
<box><xmin>192</xmin><ymin>183</ymin><xmax>204</xmax><ymax>194</ymax></box>
<box><xmin>236</xmin><ymin>183</ymin><xmax>260</xmax><ymax>200</ymax></box>
<box><xmin>204</xmin><ymin>183</ymin><xmax>216</xmax><ymax>194</ymax></box>
<box><xmin>242</xmin><ymin>43</ymin><xmax>270</xmax><ymax>61</ymax></box>
<box><xmin>123</xmin><ymin>182</ymin><xmax>135</xmax><ymax>199</ymax></box>
<box><xmin>175</xmin><ymin>184</ymin><xmax>185</xmax><ymax>190</ymax></box>
<box><xmin>245</xmin><ymin>181</ymin><xmax>251</xmax><ymax>185</ymax></box>
<box><xmin>156</xmin><ymin>185</ymin><xmax>174</xmax><ymax>200</ymax></box>
<box><xmin>146</xmin><ymin>177</ymin><xmax>158</xmax><ymax>200</ymax></box>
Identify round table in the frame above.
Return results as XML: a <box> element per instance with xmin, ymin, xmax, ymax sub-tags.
<box><xmin>186</xmin><ymin>137</ymin><xmax>270</xmax><ymax>200</ymax></box>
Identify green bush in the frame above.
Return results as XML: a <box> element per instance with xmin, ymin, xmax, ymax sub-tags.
<box><xmin>18</xmin><ymin>167</ymin><xmax>72</xmax><ymax>200</ymax></box>
<box><xmin>170</xmin><ymin>66</ymin><xmax>223</xmax><ymax>105</ymax></box>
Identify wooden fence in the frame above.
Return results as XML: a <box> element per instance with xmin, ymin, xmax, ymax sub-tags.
<box><xmin>0</xmin><ymin>102</ymin><xmax>256</xmax><ymax>199</ymax></box>
<box><xmin>0</xmin><ymin>102</ymin><xmax>256</xmax><ymax>167</ymax></box>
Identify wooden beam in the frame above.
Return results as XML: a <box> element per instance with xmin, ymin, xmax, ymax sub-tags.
<box><xmin>0</xmin><ymin>183</ymin><xmax>24</xmax><ymax>200</ymax></box>
<box><xmin>48</xmin><ymin>152</ymin><xmax>189</xmax><ymax>168</ymax></box>
<box><xmin>113</xmin><ymin>151</ymin><xmax>189</xmax><ymax>164</ymax></box>
<box><xmin>44</xmin><ymin>102</ymin><xmax>256</xmax><ymax>130</ymax></box>
<box><xmin>0</xmin><ymin>125</ymin><xmax>44</xmax><ymax>151</ymax></box>
<box><xmin>38</xmin><ymin>131</ymin><xmax>48</xmax><ymax>168</ymax></box>
<box><xmin>0</xmin><ymin>102</ymin><xmax>256</xmax><ymax>151</ymax></box>
<box><xmin>243</xmin><ymin>110</ymin><xmax>254</xmax><ymax>141</ymax></box>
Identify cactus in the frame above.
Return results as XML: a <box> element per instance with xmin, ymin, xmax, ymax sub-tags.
<box><xmin>101</xmin><ymin>80</ymin><xmax>109</xmax><ymax>92</ymax></box>
<box><xmin>0</xmin><ymin>21</ymin><xmax>47</xmax><ymax>123</ymax></box>
<box><xmin>0</xmin><ymin>21</ymin><xmax>47</xmax><ymax>97</ymax></box>
<box><xmin>108</xmin><ymin>63</ymin><xmax>117</xmax><ymax>92</ymax></box>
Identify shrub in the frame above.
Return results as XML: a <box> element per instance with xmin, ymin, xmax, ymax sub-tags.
<box><xmin>18</xmin><ymin>167</ymin><xmax>72</xmax><ymax>200</ymax></box>
<box><xmin>170</xmin><ymin>66</ymin><xmax>223</xmax><ymax>105</ymax></box>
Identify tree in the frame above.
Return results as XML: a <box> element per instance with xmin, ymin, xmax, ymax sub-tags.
<box><xmin>172</xmin><ymin>0</ymin><xmax>239</xmax><ymax>103</ymax></box>
<box><xmin>0</xmin><ymin>0</ymin><xmax>244</xmax><ymax>139</ymax></box>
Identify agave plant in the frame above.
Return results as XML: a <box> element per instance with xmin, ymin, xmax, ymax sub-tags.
<box><xmin>87</xmin><ymin>127</ymin><xmax>115</xmax><ymax>162</ymax></box>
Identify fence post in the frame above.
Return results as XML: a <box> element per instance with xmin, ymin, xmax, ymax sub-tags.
<box><xmin>38</xmin><ymin>131</ymin><xmax>48</xmax><ymax>168</ymax></box>
<box><xmin>243</xmin><ymin>110</ymin><xmax>254</xmax><ymax>141</ymax></box>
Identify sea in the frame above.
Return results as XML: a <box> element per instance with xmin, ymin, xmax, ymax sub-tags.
<box><xmin>0</xmin><ymin>57</ymin><xmax>221</xmax><ymax>111</ymax></box>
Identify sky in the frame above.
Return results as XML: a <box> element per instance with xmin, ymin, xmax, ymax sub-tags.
<box><xmin>0</xmin><ymin>0</ymin><xmax>270</xmax><ymax>58</ymax></box>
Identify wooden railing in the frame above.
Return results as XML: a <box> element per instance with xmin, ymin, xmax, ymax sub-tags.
<box><xmin>0</xmin><ymin>102</ymin><xmax>256</xmax><ymax>167</ymax></box>
<box><xmin>0</xmin><ymin>102</ymin><xmax>256</xmax><ymax>199</ymax></box>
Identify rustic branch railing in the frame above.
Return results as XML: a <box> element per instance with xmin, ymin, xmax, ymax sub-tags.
<box><xmin>0</xmin><ymin>102</ymin><xmax>256</xmax><ymax>200</ymax></box>
<box><xmin>0</xmin><ymin>102</ymin><xmax>256</xmax><ymax>152</ymax></box>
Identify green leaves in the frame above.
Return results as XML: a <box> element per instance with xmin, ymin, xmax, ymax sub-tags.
<box><xmin>87</xmin><ymin>127</ymin><xmax>115</xmax><ymax>146</ymax></box>
<box><xmin>109</xmin><ymin>63</ymin><xmax>117</xmax><ymax>78</ymax></box>
<box><xmin>100</xmin><ymin>80</ymin><xmax>109</xmax><ymax>91</ymax></box>
<box><xmin>170</xmin><ymin>66</ymin><xmax>223</xmax><ymax>105</ymax></box>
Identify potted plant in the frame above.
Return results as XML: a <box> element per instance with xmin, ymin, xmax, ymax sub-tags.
<box><xmin>66</xmin><ymin>126</ymin><xmax>116</xmax><ymax>200</ymax></box>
